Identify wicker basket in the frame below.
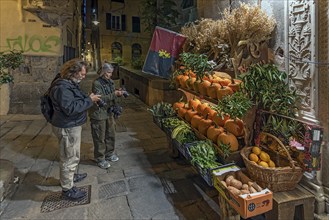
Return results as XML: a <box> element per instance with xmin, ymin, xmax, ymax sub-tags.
<box><xmin>240</xmin><ymin>132</ymin><xmax>303</xmax><ymax>192</ymax></box>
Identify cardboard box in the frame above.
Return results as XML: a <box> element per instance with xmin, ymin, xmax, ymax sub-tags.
<box><xmin>213</xmin><ymin>165</ymin><xmax>273</xmax><ymax>219</ymax></box>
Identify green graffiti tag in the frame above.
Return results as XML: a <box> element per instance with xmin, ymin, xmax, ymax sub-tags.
<box><xmin>4</xmin><ymin>34</ymin><xmax>61</xmax><ymax>53</ymax></box>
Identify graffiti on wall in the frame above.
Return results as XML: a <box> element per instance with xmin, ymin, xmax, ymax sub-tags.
<box><xmin>3</xmin><ymin>34</ymin><xmax>61</xmax><ymax>53</ymax></box>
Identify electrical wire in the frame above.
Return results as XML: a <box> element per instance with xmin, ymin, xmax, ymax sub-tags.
<box><xmin>276</xmin><ymin>54</ymin><xmax>329</xmax><ymax>66</ymax></box>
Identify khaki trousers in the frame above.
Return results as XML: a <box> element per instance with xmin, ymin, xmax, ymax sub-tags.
<box><xmin>91</xmin><ymin>116</ymin><xmax>115</xmax><ymax>162</ymax></box>
<box><xmin>52</xmin><ymin>125</ymin><xmax>81</xmax><ymax>191</ymax></box>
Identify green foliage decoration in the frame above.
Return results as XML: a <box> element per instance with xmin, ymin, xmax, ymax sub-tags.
<box><xmin>240</xmin><ymin>63</ymin><xmax>299</xmax><ymax>116</ymax></box>
<box><xmin>215</xmin><ymin>91</ymin><xmax>253</xmax><ymax>120</ymax></box>
<box><xmin>132</xmin><ymin>57</ymin><xmax>145</xmax><ymax>70</ymax></box>
<box><xmin>113</xmin><ymin>57</ymin><xmax>123</xmax><ymax>66</ymax></box>
<box><xmin>0</xmin><ymin>50</ymin><xmax>23</xmax><ymax>84</ymax></box>
<box><xmin>179</xmin><ymin>52</ymin><xmax>216</xmax><ymax>80</ymax></box>
<box><xmin>140</xmin><ymin>0</ymin><xmax>179</xmax><ymax>34</ymax></box>
<box><xmin>240</xmin><ymin>63</ymin><xmax>304</xmax><ymax>143</ymax></box>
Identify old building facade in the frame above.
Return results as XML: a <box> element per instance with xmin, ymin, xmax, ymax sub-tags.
<box><xmin>0</xmin><ymin>0</ymin><xmax>83</xmax><ymax>114</ymax></box>
<box><xmin>0</xmin><ymin>0</ymin><xmax>328</xmax><ymax>217</ymax></box>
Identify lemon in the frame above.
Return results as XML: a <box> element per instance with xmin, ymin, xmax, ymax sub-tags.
<box><xmin>250</xmin><ymin>161</ymin><xmax>257</xmax><ymax>165</ymax></box>
<box><xmin>249</xmin><ymin>153</ymin><xmax>259</xmax><ymax>163</ymax></box>
<box><xmin>252</xmin><ymin>146</ymin><xmax>261</xmax><ymax>155</ymax></box>
<box><xmin>268</xmin><ymin>160</ymin><xmax>276</xmax><ymax>168</ymax></box>
<box><xmin>259</xmin><ymin>151</ymin><xmax>270</xmax><ymax>162</ymax></box>
<box><xmin>259</xmin><ymin>161</ymin><xmax>269</xmax><ymax>168</ymax></box>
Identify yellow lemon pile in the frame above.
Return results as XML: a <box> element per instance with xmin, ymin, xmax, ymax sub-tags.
<box><xmin>248</xmin><ymin>146</ymin><xmax>276</xmax><ymax>168</ymax></box>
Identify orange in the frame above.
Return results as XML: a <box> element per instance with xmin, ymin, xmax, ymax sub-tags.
<box><xmin>249</xmin><ymin>153</ymin><xmax>259</xmax><ymax>163</ymax></box>
<box><xmin>252</xmin><ymin>146</ymin><xmax>261</xmax><ymax>155</ymax></box>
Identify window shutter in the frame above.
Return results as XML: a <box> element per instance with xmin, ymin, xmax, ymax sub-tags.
<box><xmin>121</xmin><ymin>15</ymin><xmax>126</xmax><ymax>31</ymax></box>
<box><xmin>106</xmin><ymin>13</ymin><xmax>112</xmax><ymax>29</ymax></box>
<box><xmin>132</xmin><ymin>17</ymin><xmax>140</xmax><ymax>33</ymax></box>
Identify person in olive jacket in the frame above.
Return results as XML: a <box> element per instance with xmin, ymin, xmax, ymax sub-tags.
<box><xmin>50</xmin><ymin>58</ymin><xmax>101</xmax><ymax>200</ymax></box>
<box><xmin>89</xmin><ymin>63</ymin><xmax>124</xmax><ymax>169</ymax></box>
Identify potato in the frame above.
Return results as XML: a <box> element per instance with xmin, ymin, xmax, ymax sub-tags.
<box><xmin>227</xmin><ymin>186</ymin><xmax>241</xmax><ymax>196</ymax></box>
<box><xmin>241</xmin><ymin>189</ymin><xmax>250</xmax><ymax>195</ymax></box>
<box><xmin>221</xmin><ymin>181</ymin><xmax>227</xmax><ymax>188</ymax></box>
<box><xmin>236</xmin><ymin>170</ymin><xmax>249</xmax><ymax>184</ymax></box>
<box><xmin>242</xmin><ymin>184</ymin><xmax>249</xmax><ymax>190</ymax></box>
<box><xmin>249</xmin><ymin>186</ymin><xmax>257</xmax><ymax>194</ymax></box>
<box><xmin>248</xmin><ymin>181</ymin><xmax>262</xmax><ymax>192</ymax></box>
<box><xmin>225</xmin><ymin>175</ymin><xmax>235</xmax><ymax>186</ymax></box>
<box><xmin>252</xmin><ymin>182</ymin><xmax>263</xmax><ymax>192</ymax></box>
<box><xmin>230</xmin><ymin>179</ymin><xmax>243</xmax><ymax>189</ymax></box>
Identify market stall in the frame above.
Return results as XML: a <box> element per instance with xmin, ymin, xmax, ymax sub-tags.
<box><xmin>147</xmin><ymin>3</ymin><xmax>324</xmax><ymax>219</ymax></box>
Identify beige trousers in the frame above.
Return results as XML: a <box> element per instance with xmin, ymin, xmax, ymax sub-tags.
<box><xmin>52</xmin><ymin>125</ymin><xmax>82</xmax><ymax>191</ymax></box>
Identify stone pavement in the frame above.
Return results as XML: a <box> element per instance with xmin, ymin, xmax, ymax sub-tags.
<box><xmin>0</xmin><ymin>73</ymin><xmax>221</xmax><ymax>220</ymax></box>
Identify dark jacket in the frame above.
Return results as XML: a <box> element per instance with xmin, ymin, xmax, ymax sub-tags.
<box><xmin>50</xmin><ymin>78</ymin><xmax>93</xmax><ymax>128</ymax></box>
<box><xmin>89</xmin><ymin>77</ymin><xmax>117</xmax><ymax>120</ymax></box>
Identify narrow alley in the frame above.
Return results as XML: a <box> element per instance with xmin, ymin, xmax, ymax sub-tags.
<box><xmin>0</xmin><ymin>73</ymin><xmax>220</xmax><ymax>220</ymax></box>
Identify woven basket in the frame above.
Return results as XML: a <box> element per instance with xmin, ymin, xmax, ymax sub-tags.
<box><xmin>240</xmin><ymin>132</ymin><xmax>303</xmax><ymax>192</ymax></box>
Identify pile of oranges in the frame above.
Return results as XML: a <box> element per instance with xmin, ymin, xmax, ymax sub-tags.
<box><xmin>248</xmin><ymin>146</ymin><xmax>276</xmax><ymax>168</ymax></box>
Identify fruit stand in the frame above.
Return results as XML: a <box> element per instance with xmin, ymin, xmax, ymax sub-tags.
<box><xmin>147</xmin><ymin>3</ymin><xmax>324</xmax><ymax>219</ymax></box>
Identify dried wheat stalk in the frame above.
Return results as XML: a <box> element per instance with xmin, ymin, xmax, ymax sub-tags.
<box><xmin>180</xmin><ymin>3</ymin><xmax>276</xmax><ymax>72</ymax></box>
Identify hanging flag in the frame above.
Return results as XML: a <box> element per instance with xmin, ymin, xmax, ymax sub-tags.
<box><xmin>142</xmin><ymin>26</ymin><xmax>186</xmax><ymax>79</ymax></box>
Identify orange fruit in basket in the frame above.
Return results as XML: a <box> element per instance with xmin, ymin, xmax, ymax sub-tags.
<box><xmin>259</xmin><ymin>151</ymin><xmax>270</xmax><ymax>162</ymax></box>
<box><xmin>259</xmin><ymin>161</ymin><xmax>269</xmax><ymax>168</ymax></box>
<box><xmin>252</xmin><ymin>146</ymin><xmax>261</xmax><ymax>155</ymax></box>
<box><xmin>268</xmin><ymin>160</ymin><xmax>276</xmax><ymax>168</ymax></box>
<box><xmin>249</xmin><ymin>153</ymin><xmax>259</xmax><ymax>163</ymax></box>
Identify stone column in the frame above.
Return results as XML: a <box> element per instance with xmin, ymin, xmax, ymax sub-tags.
<box><xmin>287</xmin><ymin>0</ymin><xmax>328</xmax><ymax>217</ymax></box>
<box><xmin>318</xmin><ymin>0</ymin><xmax>329</xmax><ymax>215</ymax></box>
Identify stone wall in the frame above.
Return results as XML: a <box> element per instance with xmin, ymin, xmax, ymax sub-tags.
<box><xmin>318</xmin><ymin>0</ymin><xmax>329</xmax><ymax>212</ymax></box>
<box><xmin>9</xmin><ymin>56</ymin><xmax>60</xmax><ymax>114</ymax></box>
<box><xmin>119</xmin><ymin>66</ymin><xmax>182</xmax><ymax>106</ymax></box>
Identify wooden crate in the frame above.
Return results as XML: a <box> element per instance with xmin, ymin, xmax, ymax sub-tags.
<box><xmin>265</xmin><ymin>185</ymin><xmax>315</xmax><ymax>220</ymax></box>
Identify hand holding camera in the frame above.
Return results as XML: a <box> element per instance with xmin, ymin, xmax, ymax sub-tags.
<box><xmin>90</xmin><ymin>93</ymin><xmax>101</xmax><ymax>103</ymax></box>
<box><xmin>115</xmin><ymin>87</ymin><xmax>129</xmax><ymax>98</ymax></box>
<box><xmin>92</xmin><ymin>91</ymin><xmax>106</xmax><ymax>107</ymax></box>
<box><xmin>97</xmin><ymin>98</ymin><xmax>107</xmax><ymax>107</ymax></box>
<box><xmin>108</xmin><ymin>104</ymin><xmax>123</xmax><ymax>119</ymax></box>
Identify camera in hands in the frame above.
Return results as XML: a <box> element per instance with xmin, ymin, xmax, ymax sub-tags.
<box><xmin>97</xmin><ymin>98</ymin><xmax>107</xmax><ymax>107</ymax></box>
<box><xmin>121</xmin><ymin>87</ymin><xmax>129</xmax><ymax>98</ymax></box>
<box><xmin>108</xmin><ymin>105</ymin><xmax>123</xmax><ymax>119</ymax></box>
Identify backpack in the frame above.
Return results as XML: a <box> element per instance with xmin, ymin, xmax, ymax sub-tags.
<box><xmin>40</xmin><ymin>74</ymin><xmax>60</xmax><ymax>122</ymax></box>
<box><xmin>40</xmin><ymin>90</ymin><xmax>54</xmax><ymax>122</ymax></box>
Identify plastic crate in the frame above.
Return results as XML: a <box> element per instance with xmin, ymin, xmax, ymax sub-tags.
<box><xmin>162</xmin><ymin>124</ymin><xmax>173</xmax><ymax>136</ymax></box>
<box><xmin>195</xmin><ymin>163</ymin><xmax>217</xmax><ymax>186</ymax></box>
<box><xmin>186</xmin><ymin>143</ymin><xmax>221</xmax><ymax>187</ymax></box>
<box><xmin>152</xmin><ymin>116</ymin><xmax>163</xmax><ymax>129</ymax></box>
<box><xmin>172</xmin><ymin>139</ymin><xmax>192</xmax><ymax>160</ymax></box>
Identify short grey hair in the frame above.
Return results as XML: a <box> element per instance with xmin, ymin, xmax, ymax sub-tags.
<box><xmin>98</xmin><ymin>63</ymin><xmax>114</xmax><ymax>76</ymax></box>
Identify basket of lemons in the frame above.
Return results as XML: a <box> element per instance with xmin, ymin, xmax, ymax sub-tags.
<box><xmin>240</xmin><ymin>132</ymin><xmax>303</xmax><ymax>192</ymax></box>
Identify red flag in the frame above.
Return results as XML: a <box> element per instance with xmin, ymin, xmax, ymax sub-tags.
<box><xmin>143</xmin><ymin>26</ymin><xmax>186</xmax><ymax>79</ymax></box>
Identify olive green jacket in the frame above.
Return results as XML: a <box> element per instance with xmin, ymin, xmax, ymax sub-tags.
<box><xmin>89</xmin><ymin>77</ymin><xmax>117</xmax><ymax>120</ymax></box>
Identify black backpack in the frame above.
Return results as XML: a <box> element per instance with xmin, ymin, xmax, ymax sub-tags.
<box><xmin>40</xmin><ymin>74</ymin><xmax>60</xmax><ymax>122</ymax></box>
<box><xmin>40</xmin><ymin>90</ymin><xmax>54</xmax><ymax>122</ymax></box>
